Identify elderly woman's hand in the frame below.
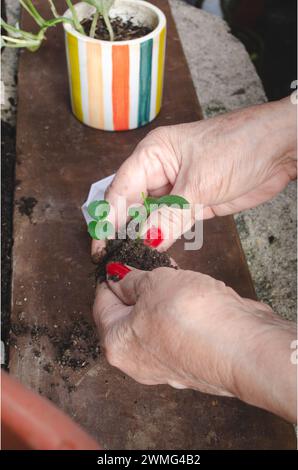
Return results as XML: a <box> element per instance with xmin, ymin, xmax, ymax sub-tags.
<box><xmin>92</xmin><ymin>97</ymin><xmax>296</xmax><ymax>259</ymax></box>
<box><xmin>93</xmin><ymin>266</ymin><xmax>296</xmax><ymax>422</ymax></box>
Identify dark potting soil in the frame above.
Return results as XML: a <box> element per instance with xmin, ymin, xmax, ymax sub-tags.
<box><xmin>15</xmin><ymin>196</ymin><xmax>37</xmax><ymax>219</ymax></box>
<box><xmin>82</xmin><ymin>15</ymin><xmax>153</xmax><ymax>41</ymax></box>
<box><xmin>96</xmin><ymin>238</ymin><xmax>176</xmax><ymax>283</ymax></box>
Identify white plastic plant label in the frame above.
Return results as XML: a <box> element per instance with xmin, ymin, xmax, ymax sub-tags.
<box><xmin>81</xmin><ymin>174</ymin><xmax>115</xmax><ymax>225</ymax></box>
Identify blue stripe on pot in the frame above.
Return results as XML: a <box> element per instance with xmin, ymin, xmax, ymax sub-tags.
<box><xmin>138</xmin><ymin>39</ymin><xmax>153</xmax><ymax>127</ymax></box>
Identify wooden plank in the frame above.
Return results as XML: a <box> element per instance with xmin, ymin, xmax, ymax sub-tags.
<box><xmin>10</xmin><ymin>0</ymin><xmax>295</xmax><ymax>449</ymax></box>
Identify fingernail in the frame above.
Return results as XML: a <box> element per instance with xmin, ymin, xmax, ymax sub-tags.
<box><xmin>106</xmin><ymin>262</ymin><xmax>131</xmax><ymax>280</ymax></box>
<box><xmin>143</xmin><ymin>226</ymin><xmax>163</xmax><ymax>248</ymax></box>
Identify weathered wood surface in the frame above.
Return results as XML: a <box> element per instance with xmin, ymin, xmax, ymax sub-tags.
<box><xmin>10</xmin><ymin>0</ymin><xmax>295</xmax><ymax>449</ymax></box>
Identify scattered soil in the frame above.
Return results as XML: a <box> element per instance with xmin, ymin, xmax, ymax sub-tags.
<box><xmin>9</xmin><ymin>315</ymin><xmax>100</xmax><ymax>372</ymax></box>
<box><xmin>96</xmin><ymin>238</ymin><xmax>176</xmax><ymax>283</ymax></box>
<box><xmin>43</xmin><ymin>362</ymin><xmax>53</xmax><ymax>374</ymax></box>
<box><xmin>15</xmin><ymin>196</ymin><xmax>37</xmax><ymax>221</ymax></box>
<box><xmin>54</xmin><ymin>318</ymin><xmax>100</xmax><ymax>368</ymax></box>
<box><xmin>82</xmin><ymin>15</ymin><xmax>153</xmax><ymax>41</ymax></box>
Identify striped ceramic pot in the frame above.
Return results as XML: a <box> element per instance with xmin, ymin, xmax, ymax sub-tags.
<box><xmin>63</xmin><ymin>1</ymin><xmax>166</xmax><ymax>131</ymax></box>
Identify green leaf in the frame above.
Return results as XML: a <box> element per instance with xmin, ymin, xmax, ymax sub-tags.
<box><xmin>88</xmin><ymin>221</ymin><xmax>99</xmax><ymax>240</ymax></box>
<box><xmin>145</xmin><ymin>196</ymin><xmax>158</xmax><ymax>205</ymax></box>
<box><xmin>128</xmin><ymin>205</ymin><xmax>147</xmax><ymax>221</ymax></box>
<box><xmin>155</xmin><ymin>195</ymin><xmax>190</xmax><ymax>209</ymax></box>
<box><xmin>87</xmin><ymin>200</ymin><xmax>110</xmax><ymax>221</ymax></box>
<box><xmin>95</xmin><ymin>220</ymin><xmax>114</xmax><ymax>239</ymax></box>
<box><xmin>85</xmin><ymin>0</ymin><xmax>115</xmax><ymax>15</ymax></box>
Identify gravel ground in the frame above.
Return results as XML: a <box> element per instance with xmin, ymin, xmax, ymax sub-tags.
<box><xmin>1</xmin><ymin>0</ymin><xmax>296</xmax><ymax>326</ymax></box>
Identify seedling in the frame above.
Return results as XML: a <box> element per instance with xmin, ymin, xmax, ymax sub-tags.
<box><xmin>87</xmin><ymin>200</ymin><xmax>114</xmax><ymax>240</ymax></box>
<box><xmin>87</xmin><ymin>194</ymin><xmax>190</xmax><ymax>240</ymax></box>
<box><xmin>1</xmin><ymin>0</ymin><xmax>116</xmax><ymax>51</ymax></box>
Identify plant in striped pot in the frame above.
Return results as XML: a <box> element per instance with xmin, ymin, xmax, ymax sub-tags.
<box><xmin>1</xmin><ymin>0</ymin><xmax>167</xmax><ymax>131</ymax></box>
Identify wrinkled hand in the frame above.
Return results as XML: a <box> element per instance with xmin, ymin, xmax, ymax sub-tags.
<box><xmin>94</xmin><ymin>267</ymin><xmax>274</xmax><ymax>395</ymax></box>
<box><xmin>93</xmin><ymin>267</ymin><xmax>296</xmax><ymax>421</ymax></box>
<box><xmin>92</xmin><ymin>97</ymin><xmax>296</xmax><ymax>258</ymax></box>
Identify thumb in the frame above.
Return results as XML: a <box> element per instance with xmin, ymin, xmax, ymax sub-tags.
<box><xmin>107</xmin><ymin>267</ymin><xmax>149</xmax><ymax>305</ymax></box>
<box><xmin>93</xmin><ymin>282</ymin><xmax>131</xmax><ymax>334</ymax></box>
<box><xmin>140</xmin><ymin>202</ymin><xmax>194</xmax><ymax>251</ymax></box>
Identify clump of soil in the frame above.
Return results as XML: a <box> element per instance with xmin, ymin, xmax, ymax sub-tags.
<box><xmin>96</xmin><ymin>238</ymin><xmax>176</xmax><ymax>283</ymax></box>
<box><xmin>15</xmin><ymin>196</ymin><xmax>37</xmax><ymax>220</ymax></box>
<box><xmin>82</xmin><ymin>15</ymin><xmax>153</xmax><ymax>41</ymax></box>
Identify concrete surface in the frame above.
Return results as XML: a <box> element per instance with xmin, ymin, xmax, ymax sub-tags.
<box><xmin>1</xmin><ymin>0</ymin><xmax>296</xmax><ymax>321</ymax></box>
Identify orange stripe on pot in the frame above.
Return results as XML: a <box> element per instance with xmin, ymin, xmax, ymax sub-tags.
<box><xmin>67</xmin><ymin>33</ymin><xmax>83</xmax><ymax>122</ymax></box>
<box><xmin>86</xmin><ymin>42</ymin><xmax>104</xmax><ymax>129</ymax></box>
<box><xmin>112</xmin><ymin>45</ymin><xmax>130</xmax><ymax>131</ymax></box>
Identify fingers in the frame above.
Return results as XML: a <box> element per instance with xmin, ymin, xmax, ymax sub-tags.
<box><xmin>107</xmin><ymin>267</ymin><xmax>150</xmax><ymax>305</ymax></box>
<box><xmin>91</xmin><ymin>239</ymin><xmax>106</xmax><ymax>263</ymax></box>
<box><xmin>91</xmin><ymin>156</ymin><xmax>148</xmax><ymax>260</ymax></box>
<box><xmin>91</xmin><ymin>129</ymin><xmax>178</xmax><ymax>259</ymax></box>
<box><xmin>93</xmin><ymin>282</ymin><xmax>131</xmax><ymax>334</ymax></box>
<box><xmin>140</xmin><ymin>205</ymin><xmax>195</xmax><ymax>251</ymax></box>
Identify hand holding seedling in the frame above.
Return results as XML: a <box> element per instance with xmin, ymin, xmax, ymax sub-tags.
<box><xmin>93</xmin><ymin>96</ymin><xmax>296</xmax><ymax>423</ymax></box>
<box><xmin>94</xmin><ymin>266</ymin><xmax>296</xmax><ymax>423</ymax></box>
<box><xmin>92</xmin><ymin>97</ymin><xmax>297</xmax><ymax>258</ymax></box>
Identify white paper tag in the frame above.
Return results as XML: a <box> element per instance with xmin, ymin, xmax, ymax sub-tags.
<box><xmin>81</xmin><ymin>174</ymin><xmax>115</xmax><ymax>225</ymax></box>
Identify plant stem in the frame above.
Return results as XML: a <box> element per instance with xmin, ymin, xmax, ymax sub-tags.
<box><xmin>47</xmin><ymin>0</ymin><xmax>59</xmax><ymax>18</ymax></box>
<box><xmin>89</xmin><ymin>11</ymin><xmax>99</xmax><ymax>38</ymax></box>
<box><xmin>102</xmin><ymin>10</ymin><xmax>114</xmax><ymax>41</ymax></box>
<box><xmin>1</xmin><ymin>19</ymin><xmax>38</xmax><ymax>39</ymax></box>
<box><xmin>19</xmin><ymin>0</ymin><xmax>45</xmax><ymax>27</ymax></box>
<box><xmin>65</xmin><ymin>0</ymin><xmax>85</xmax><ymax>35</ymax></box>
<box><xmin>141</xmin><ymin>192</ymin><xmax>150</xmax><ymax>215</ymax></box>
<box><xmin>44</xmin><ymin>17</ymin><xmax>73</xmax><ymax>28</ymax></box>
<box><xmin>1</xmin><ymin>34</ymin><xmax>43</xmax><ymax>50</ymax></box>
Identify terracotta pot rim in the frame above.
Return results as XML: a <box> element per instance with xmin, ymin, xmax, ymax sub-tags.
<box><xmin>1</xmin><ymin>371</ymin><xmax>101</xmax><ymax>450</ymax></box>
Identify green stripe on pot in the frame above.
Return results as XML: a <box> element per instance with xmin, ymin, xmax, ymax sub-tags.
<box><xmin>138</xmin><ymin>39</ymin><xmax>153</xmax><ymax>127</ymax></box>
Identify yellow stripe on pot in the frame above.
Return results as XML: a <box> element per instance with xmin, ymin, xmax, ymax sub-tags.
<box><xmin>156</xmin><ymin>27</ymin><xmax>166</xmax><ymax>116</ymax></box>
<box><xmin>67</xmin><ymin>33</ymin><xmax>83</xmax><ymax>122</ymax></box>
<box><xmin>87</xmin><ymin>42</ymin><xmax>104</xmax><ymax>129</ymax></box>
